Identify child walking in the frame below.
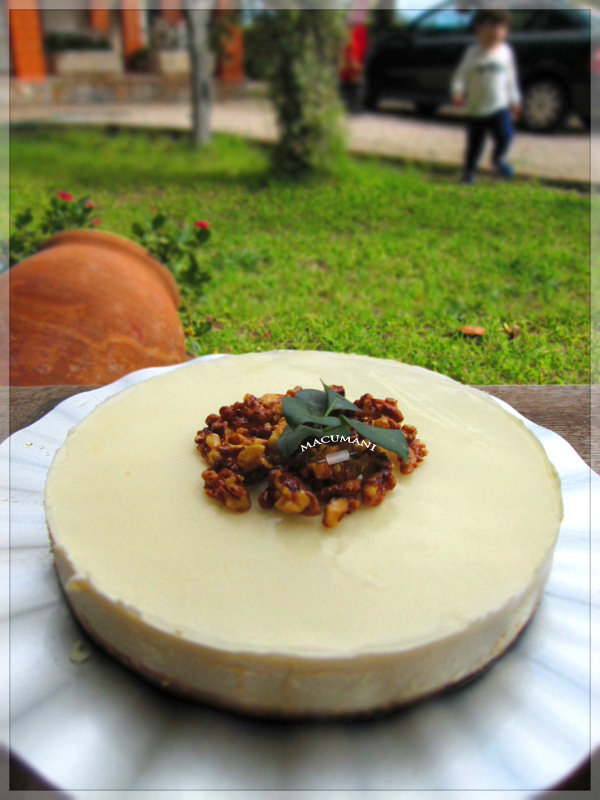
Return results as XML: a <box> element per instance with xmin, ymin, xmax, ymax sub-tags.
<box><xmin>451</xmin><ymin>10</ymin><xmax>521</xmax><ymax>184</ymax></box>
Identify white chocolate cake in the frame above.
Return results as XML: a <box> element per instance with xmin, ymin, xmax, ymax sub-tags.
<box><xmin>44</xmin><ymin>351</ymin><xmax>562</xmax><ymax>717</ymax></box>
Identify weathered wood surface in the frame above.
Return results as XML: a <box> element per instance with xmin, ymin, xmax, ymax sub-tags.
<box><xmin>2</xmin><ymin>384</ymin><xmax>594</xmax><ymax>470</ymax></box>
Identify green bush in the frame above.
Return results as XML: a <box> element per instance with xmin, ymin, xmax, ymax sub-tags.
<box><xmin>9</xmin><ymin>191</ymin><xmax>100</xmax><ymax>266</ymax></box>
<box><xmin>243</xmin><ymin>13</ymin><xmax>276</xmax><ymax>80</ymax></box>
<box><xmin>267</xmin><ymin>9</ymin><xmax>347</xmax><ymax>176</ymax></box>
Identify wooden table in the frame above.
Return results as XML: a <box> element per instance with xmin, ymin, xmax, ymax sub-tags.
<box><xmin>4</xmin><ymin>383</ymin><xmax>595</xmax><ymax>792</ymax></box>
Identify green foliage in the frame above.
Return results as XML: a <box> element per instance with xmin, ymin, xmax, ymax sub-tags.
<box><xmin>267</xmin><ymin>9</ymin><xmax>347</xmax><ymax>176</ymax></box>
<box><xmin>7</xmin><ymin>182</ymin><xmax>214</xmax><ymax>354</ymax></box>
<box><xmin>130</xmin><ymin>210</ymin><xmax>210</xmax><ymax>285</ymax></box>
<box><xmin>243</xmin><ymin>13</ymin><xmax>276</xmax><ymax>80</ymax></box>
<box><xmin>9</xmin><ymin>127</ymin><xmax>590</xmax><ymax>384</ymax></box>
<box><xmin>129</xmin><ymin>211</ymin><xmax>212</xmax><ymax>351</ymax></box>
<box><xmin>9</xmin><ymin>192</ymin><xmax>99</xmax><ymax>265</ymax></box>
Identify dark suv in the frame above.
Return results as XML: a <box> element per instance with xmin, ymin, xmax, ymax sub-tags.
<box><xmin>364</xmin><ymin>1</ymin><xmax>593</xmax><ymax>131</ymax></box>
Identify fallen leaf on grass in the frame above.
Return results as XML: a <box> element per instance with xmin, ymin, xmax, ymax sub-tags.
<box><xmin>503</xmin><ymin>322</ymin><xmax>522</xmax><ymax>340</ymax></box>
<box><xmin>459</xmin><ymin>325</ymin><xmax>486</xmax><ymax>338</ymax></box>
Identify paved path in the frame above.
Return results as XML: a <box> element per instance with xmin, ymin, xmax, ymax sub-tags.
<box><xmin>10</xmin><ymin>97</ymin><xmax>591</xmax><ymax>184</ymax></box>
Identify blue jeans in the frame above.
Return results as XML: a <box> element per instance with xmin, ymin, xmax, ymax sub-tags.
<box><xmin>465</xmin><ymin>108</ymin><xmax>514</xmax><ymax>175</ymax></box>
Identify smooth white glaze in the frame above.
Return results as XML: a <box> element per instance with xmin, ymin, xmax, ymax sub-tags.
<box><xmin>44</xmin><ymin>351</ymin><xmax>562</xmax><ymax>715</ymax></box>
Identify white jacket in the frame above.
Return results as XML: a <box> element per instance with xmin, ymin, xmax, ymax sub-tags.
<box><xmin>451</xmin><ymin>42</ymin><xmax>521</xmax><ymax>117</ymax></box>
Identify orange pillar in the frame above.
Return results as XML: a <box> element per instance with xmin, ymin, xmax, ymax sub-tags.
<box><xmin>9</xmin><ymin>6</ymin><xmax>47</xmax><ymax>81</ymax></box>
<box><xmin>216</xmin><ymin>1</ymin><xmax>244</xmax><ymax>84</ymax></box>
<box><xmin>161</xmin><ymin>0</ymin><xmax>182</xmax><ymax>26</ymax></box>
<box><xmin>121</xmin><ymin>0</ymin><xmax>144</xmax><ymax>61</ymax></box>
<box><xmin>90</xmin><ymin>2</ymin><xmax>111</xmax><ymax>34</ymax></box>
<box><xmin>220</xmin><ymin>25</ymin><xmax>244</xmax><ymax>84</ymax></box>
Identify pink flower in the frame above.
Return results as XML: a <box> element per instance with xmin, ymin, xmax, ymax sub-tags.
<box><xmin>195</xmin><ymin>220</ymin><xmax>210</xmax><ymax>229</ymax></box>
<box><xmin>91</xmin><ymin>218</ymin><xmax>102</xmax><ymax>227</ymax></box>
<box><xmin>57</xmin><ymin>191</ymin><xmax>73</xmax><ymax>202</ymax></box>
<box><xmin>85</xmin><ymin>200</ymin><xmax>94</xmax><ymax>209</ymax></box>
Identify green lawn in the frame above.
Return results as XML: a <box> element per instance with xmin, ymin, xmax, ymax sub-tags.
<box><xmin>10</xmin><ymin>125</ymin><xmax>590</xmax><ymax>384</ymax></box>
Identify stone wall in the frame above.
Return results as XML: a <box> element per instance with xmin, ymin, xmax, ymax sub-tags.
<box><xmin>10</xmin><ymin>75</ymin><xmax>265</xmax><ymax>106</ymax></box>
<box><xmin>10</xmin><ymin>74</ymin><xmax>193</xmax><ymax>105</ymax></box>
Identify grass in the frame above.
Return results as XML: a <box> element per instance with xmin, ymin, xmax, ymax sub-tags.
<box><xmin>10</xmin><ymin>125</ymin><xmax>590</xmax><ymax>384</ymax></box>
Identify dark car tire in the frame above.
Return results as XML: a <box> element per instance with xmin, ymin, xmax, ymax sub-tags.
<box><xmin>363</xmin><ymin>84</ymin><xmax>380</xmax><ymax>111</ymax></box>
<box><xmin>521</xmin><ymin>77</ymin><xmax>569</xmax><ymax>132</ymax></box>
<box><xmin>415</xmin><ymin>103</ymin><xmax>439</xmax><ymax>117</ymax></box>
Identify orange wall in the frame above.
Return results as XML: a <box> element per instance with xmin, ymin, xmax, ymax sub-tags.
<box><xmin>121</xmin><ymin>0</ymin><xmax>144</xmax><ymax>59</ymax></box>
<box><xmin>9</xmin><ymin>6</ymin><xmax>46</xmax><ymax>81</ymax></box>
<box><xmin>161</xmin><ymin>0</ymin><xmax>182</xmax><ymax>26</ymax></box>
<box><xmin>90</xmin><ymin>2</ymin><xmax>111</xmax><ymax>34</ymax></box>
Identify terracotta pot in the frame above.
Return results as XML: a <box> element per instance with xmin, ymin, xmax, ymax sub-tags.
<box><xmin>3</xmin><ymin>229</ymin><xmax>186</xmax><ymax>386</ymax></box>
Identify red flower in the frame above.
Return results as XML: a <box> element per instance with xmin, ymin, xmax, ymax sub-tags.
<box><xmin>91</xmin><ymin>218</ymin><xmax>102</xmax><ymax>227</ymax></box>
<box><xmin>150</xmin><ymin>204</ymin><xmax>156</xmax><ymax>212</ymax></box>
<box><xmin>57</xmin><ymin>191</ymin><xmax>73</xmax><ymax>202</ymax></box>
<box><xmin>85</xmin><ymin>200</ymin><xmax>94</xmax><ymax>209</ymax></box>
<box><xmin>194</xmin><ymin>220</ymin><xmax>210</xmax><ymax>229</ymax></box>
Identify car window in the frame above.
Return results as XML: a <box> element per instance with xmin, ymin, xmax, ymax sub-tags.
<box><xmin>508</xmin><ymin>10</ymin><xmax>538</xmax><ymax>32</ymax></box>
<box><xmin>507</xmin><ymin>9</ymin><xmax>585</xmax><ymax>33</ymax></box>
<box><xmin>529</xmin><ymin>10</ymin><xmax>584</xmax><ymax>31</ymax></box>
<box><xmin>413</xmin><ymin>9</ymin><xmax>475</xmax><ymax>36</ymax></box>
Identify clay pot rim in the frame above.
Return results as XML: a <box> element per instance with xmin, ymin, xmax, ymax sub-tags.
<box><xmin>40</xmin><ymin>229</ymin><xmax>181</xmax><ymax>310</ymax></box>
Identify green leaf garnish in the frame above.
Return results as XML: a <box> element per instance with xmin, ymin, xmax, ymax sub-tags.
<box><xmin>277</xmin><ymin>424</ymin><xmax>318</xmax><ymax>460</ymax></box>
<box><xmin>321</xmin><ymin>380</ymin><xmax>360</xmax><ymax>415</ymax></box>
<box><xmin>340</xmin><ymin>415</ymin><xmax>409</xmax><ymax>463</ymax></box>
<box><xmin>281</xmin><ymin>396</ymin><xmax>334</xmax><ymax>428</ymax></box>
<box><xmin>294</xmin><ymin>388</ymin><xmax>329</xmax><ymax>416</ymax></box>
<box><xmin>319</xmin><ymin>424</ymin><xmax>354</xmax><ymax>438</ymax></box>
<box><xmin>277</xmin><ymin>381</ymin><xmax>408</xmax><ymax>463</ymax></box>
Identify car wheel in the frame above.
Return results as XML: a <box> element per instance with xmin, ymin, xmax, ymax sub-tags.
<box><xmin>415</xmin><ymin>103</ymin><xmax>439</xmax><ymax>117</ymax></box>
<box><xmin>521</xmin><ymin>78</ymin><xmax>568</xmax><ymax>132</ymax></box>
<box><xmin>363</xmin><ymin>85</ymin><xmax>380</xmax><ymax>111</ymax></box>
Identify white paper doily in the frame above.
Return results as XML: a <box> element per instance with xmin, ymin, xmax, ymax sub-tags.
<box><xmin>2</xmin><ymin>355</ymin><xmax>596</xmax><ymax>793</ymax></box>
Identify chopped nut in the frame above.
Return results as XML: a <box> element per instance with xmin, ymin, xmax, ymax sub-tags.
<box><xmin>318</xmin><ymin>478</ymin><xmax>361</xmax><ymax>503</ymax></box>
<box><xmin>355</xmin><ymin>393</ymin><xmax>404</xmax><ymax>424</ymax></box>
<box><xmin>202</xmin><ymin>468</ymin><xmax>251</xmax><ymax>512</ymax></box>
<box><xmin>361</xmin><ymin>468</ymin><xmax>396</xmax><ymax>506</ymax></box>
<box><xmin>196</xmin><ymin>384</ymin><xmax>426</xmax><ymax>527</ymax></box>
<box><xmin>237</xmin><ymin>442</ymin><xmax>270</xmax><ymax>472</ymax></box>
<box><xmin>323</xmin><ymin>496</ymin><xmax>361</xmax><ymax>528</ymax></box>
<box><xmin>267</xmin><ymin>469</ymin><xmax>320</xmax><ymax>516</ymax></box>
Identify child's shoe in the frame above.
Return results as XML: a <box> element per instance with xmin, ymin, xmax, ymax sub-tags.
<box><xmin>461</xmin><ymin>171</ymin><xmax>476</xmax><ymax>185</ymax></box>
<box><xmin>495</xmin><ymin>159</ymin><xmax>514</xmax><ymax>179</ymax></box>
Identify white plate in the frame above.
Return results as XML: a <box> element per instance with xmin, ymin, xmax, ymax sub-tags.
<box><xmin>2</xmin><ymin>355</ymin><xmax>596</xmax><ymax>793</ymax></box>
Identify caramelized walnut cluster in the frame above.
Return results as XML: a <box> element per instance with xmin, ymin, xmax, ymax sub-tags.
<box><xmin>194</xmin><ymin>387</ymin><xmax>427</xmax><ymax>528</ymax></box>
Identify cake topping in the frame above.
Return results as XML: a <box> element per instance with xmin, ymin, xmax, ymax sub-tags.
<box><xmin>194</xmin><ymin>383</ymin><xmax>427</xmax><ymax>528</ymax></box>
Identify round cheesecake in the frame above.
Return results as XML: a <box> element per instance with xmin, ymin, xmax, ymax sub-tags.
<box><xmin>44</xmin><ymin>351</ymin><xmax>562</xmax><ymax>717</ymax></box>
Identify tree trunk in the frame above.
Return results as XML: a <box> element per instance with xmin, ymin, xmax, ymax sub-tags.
<box><xmin>184</xmin><ymin>3</ymin><xmax>212</xmax><ymax>147</ymax></box>
<box><xmin>268</xmin><ymin>8</ymin><xmax>346</xmax><ymax>175</ymax></box>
